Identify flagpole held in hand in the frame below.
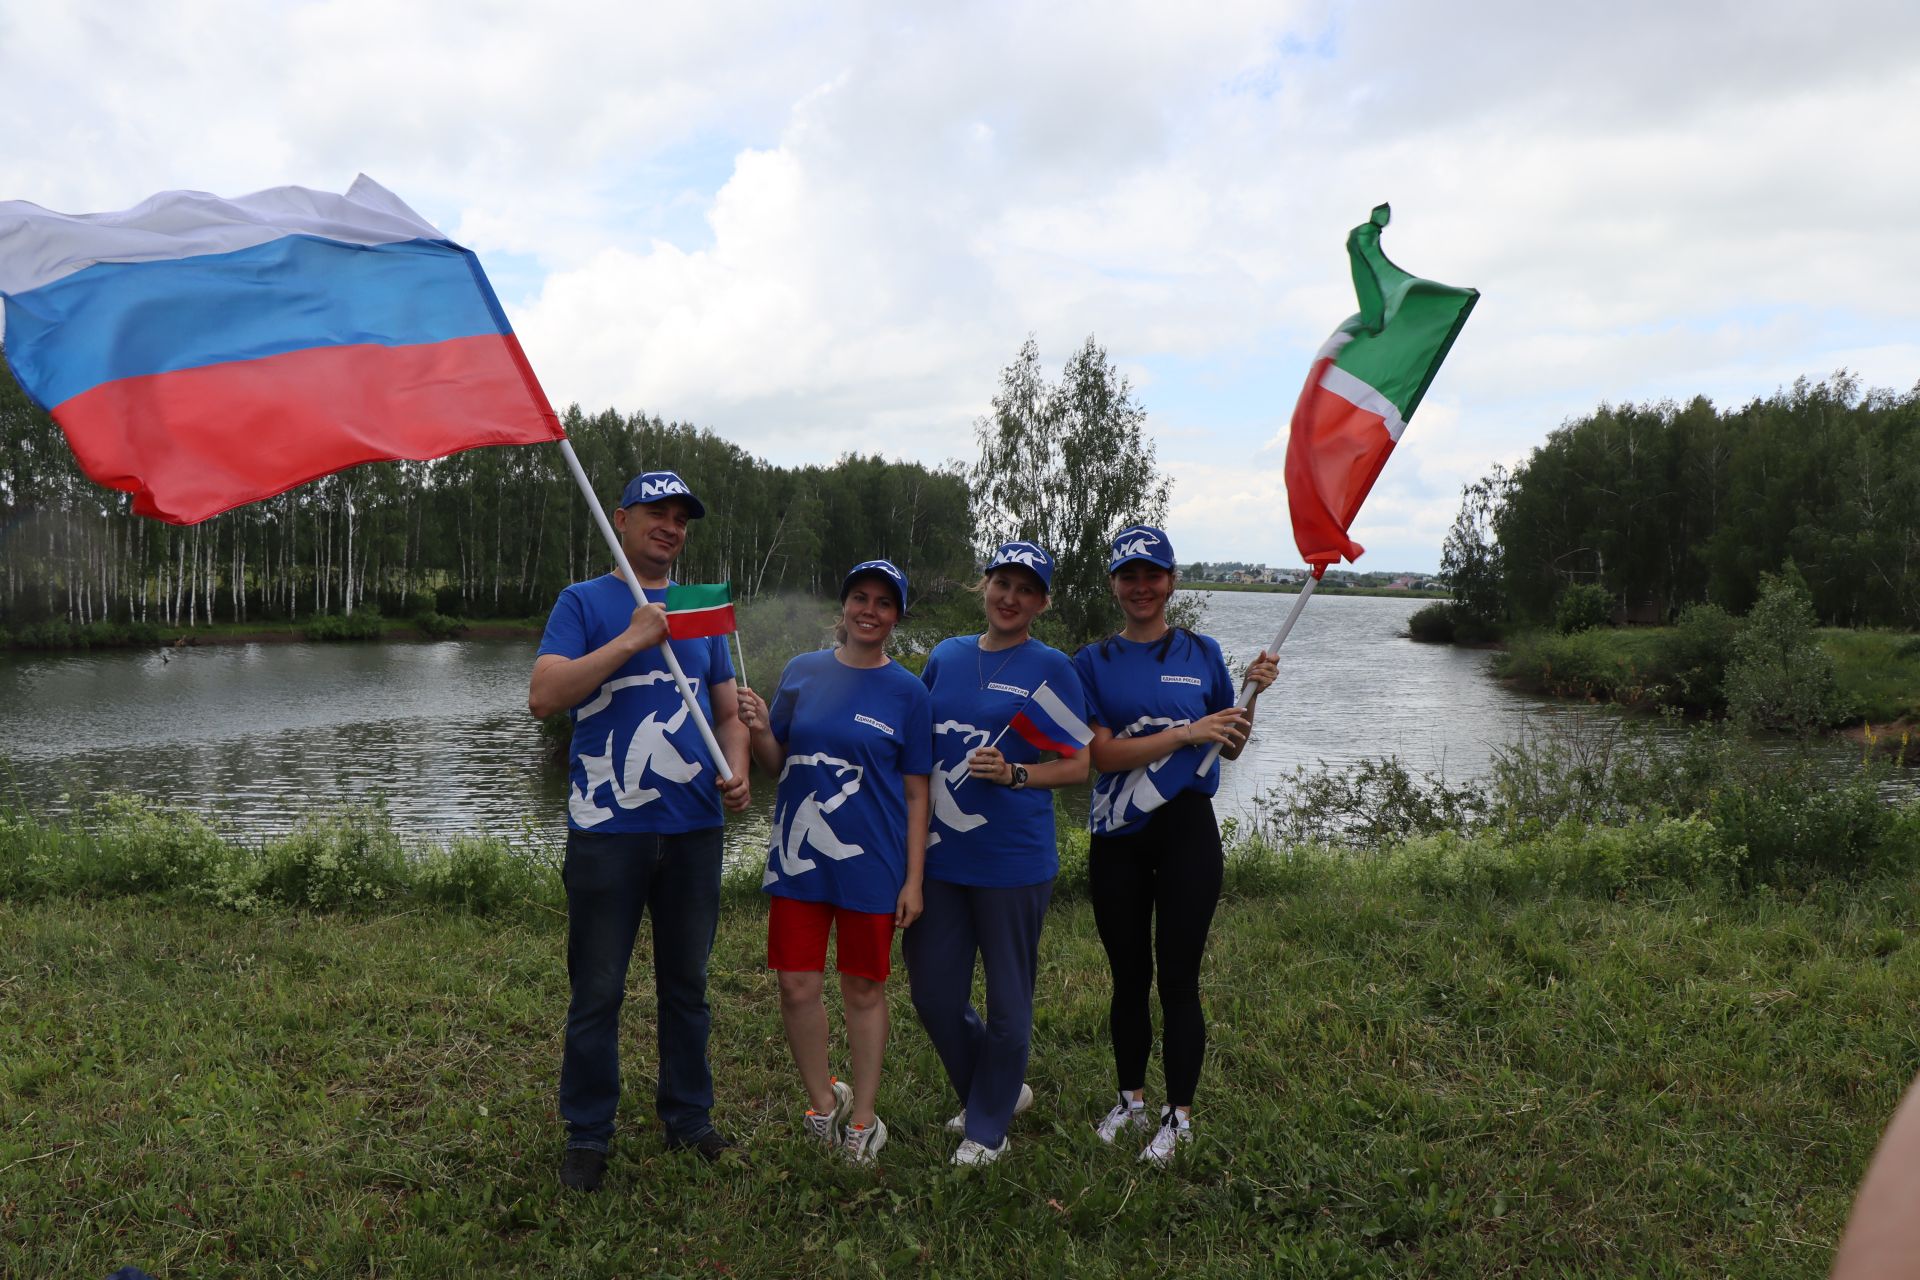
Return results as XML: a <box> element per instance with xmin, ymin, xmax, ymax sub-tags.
<box><xmin>555</xmin><ymin>438</ymin><xmax>734</xmax><ymax>782</ymax></box>
<box><xmin>952</xmin><ymin>724</ymin><xmax>1013</xmax><ymax>792</ymax></box>
<box><xmin>1197</xmin><ymin>574</ymin><xmax>1317</xmax><ymax>777</ymax></box>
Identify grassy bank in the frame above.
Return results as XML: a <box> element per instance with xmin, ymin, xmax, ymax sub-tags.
<box><xmin>0</xmin><ymin>614</ymin><xmax>547</xmax><ymax>651</ymax></box>
<box><xmin>1496</xmin><ymin>625</ymin><xmax>1920</xmax><ymax>727</ymax></box>
<box><xmin>5</xmin><ymin>799</ymin><xmax>1920</xmax><ymax>1276</ymax></box>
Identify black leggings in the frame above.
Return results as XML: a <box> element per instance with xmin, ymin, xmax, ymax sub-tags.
<box><xmin>1088</xmin><ymin>789</ymin><xmax>1224</xmax><ymax>1108</ymax></box>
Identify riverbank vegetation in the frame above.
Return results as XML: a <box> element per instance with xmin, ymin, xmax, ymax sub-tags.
<box><xmin>5</xmin><ymin>730</ymin><xmax>1917</xmax><ymax>1275</ymax></box>
<box><xmin>1486</xmin><ymin>570</ymin><xmax>1920</xmax><ymax>734</ymax></box>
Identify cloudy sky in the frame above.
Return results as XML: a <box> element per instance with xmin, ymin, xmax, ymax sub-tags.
<box><xmin>4</xmin><ymin>1</ymin><xmax>1917</xmax><ymax>570</ymax></box>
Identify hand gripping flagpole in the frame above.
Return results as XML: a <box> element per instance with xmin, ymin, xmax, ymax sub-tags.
<box><xmin>556</xmin><ymin>438</ymin><xmax>734</xmax><ymax>783</ymax></box>
<box><xmin>952</xmin><ymin>723</ymin><xmax>1013</xmax><ymax>793</ymax></box>
<box><xmin>1197</xmin><ymin>573</ymin><xmax>1318</xmax><ymax>777</ymax></box>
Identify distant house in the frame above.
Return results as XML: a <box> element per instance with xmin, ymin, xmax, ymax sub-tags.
<box><xmin>1388</xmin><ymin>576</ymin><xmax>1419</xmax><ymax>590</ymax></box>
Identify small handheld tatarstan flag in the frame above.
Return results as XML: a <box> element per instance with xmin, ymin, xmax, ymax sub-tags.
<box><xmin>1009</xmin><ymin>681</ymin><xmax>1094</xmax><ymax>755</ymax></box>
<box><xmin>1286</xmin><ymin>203</ymin><xmax>1478</xmax><ymax>574</ymax></box>
<box><xmin>665</xmin><ymin>583</ymin><xmax>736</xmax><ymax>640</ymax></box>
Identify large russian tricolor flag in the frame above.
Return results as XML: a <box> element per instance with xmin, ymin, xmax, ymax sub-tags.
<box><xmin>1285</xmin><ymin>204</ymin><xmax>1477</xmax><ymax>572</ymax></box>
<box><xmin>0</xmin><ymin>175</ymin><xmax>563</xmax><ymax>524</ymax></box>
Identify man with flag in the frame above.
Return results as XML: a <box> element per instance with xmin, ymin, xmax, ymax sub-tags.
<box><xmin>529</xmin><ymin>468</ymin><xmax>752</xmax><ymax>1190</ymax></box>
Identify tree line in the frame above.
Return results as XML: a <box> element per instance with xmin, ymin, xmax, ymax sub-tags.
<box><xmin>0</xmin><ymin>333</ymin><xmax>1172</xmax><ymax>646</ymax></box>
<box><xmin>0</xmin><ymin>359</ymin><xmax>976</xmax><ymax>628</ymax></box>
<box><xmin>1443</xmin><ymin>372</ymin><xmax>1920</xmax><ymax>630</ymax></box>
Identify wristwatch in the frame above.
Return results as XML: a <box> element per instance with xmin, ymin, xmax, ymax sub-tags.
<box><xmin>1008</xmin><ymin>764</ymin><xmax>1029</xmax><ymax>790</ymax></box>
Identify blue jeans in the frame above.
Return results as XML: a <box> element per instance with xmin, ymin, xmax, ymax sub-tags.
<box><xmin>559</xmin><ymin>825</ymin><xmax>723</xmax><ymax>1150</ymax></box>
<box><xmin>903</xmin><ymin>877</ymin><xmax>1053</xmax><ymax>1147</ymax></box>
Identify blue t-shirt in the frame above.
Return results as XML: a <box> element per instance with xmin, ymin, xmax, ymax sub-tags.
<box><xmin>537</xmin><ymin>575</ymin><xmax>736</xmax><ymax>834</ymax></box>
<box><xmin>922</xmin><ymin>635</ymin><xmax>1087</xmax><ymax>887</ymax></box>
<box><xmin>1072</xmin><ymin>629</ymin><xmax>1236</xmax><ymax>836</ymax></box>
<box><xmin>761</xmin><ymin>650</ymin><xmax>934</xmax><ymax>914</ymax></box>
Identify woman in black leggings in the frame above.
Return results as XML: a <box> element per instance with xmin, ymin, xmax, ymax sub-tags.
<box><xmin>1070</xmin><ymin>524</ymin><xmax>1276</xmax><ymax>1164</ymax></box>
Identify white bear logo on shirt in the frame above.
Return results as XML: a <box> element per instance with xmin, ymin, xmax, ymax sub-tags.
<box><xmin>763</xmin><ymin>752</ymin><xmax>867</xmax><ymax>882</ymax></box>
<box><xmin>569</xmin><ymin>672</ymin><xmax>703</xmax><ymax>826</ymax></box>
<box><xmin>928</xmin><ymin>719</ymin><xmax>991</xmax><ymax>848</ymax></box>
<box><xmin>1089</xmin><ymin>712</ymin><xmax>1186</xmax><ymax>834</ymax></box>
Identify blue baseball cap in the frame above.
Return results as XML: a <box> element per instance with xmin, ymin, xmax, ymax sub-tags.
<box><xmin>840</xmin><ymin>558</ymin><xmax>909</xmax><ymax>612</ymax></box>
<box><xmin>985</xmin><ymin>540</ymin><xmax>1055</xmax><ymax>591</ymax></box>
<box><xmin>618</xmin><ymin>470</ymin><xmax>706</xmax><ymax>519</ymax></box>
<box><xmin>1107</xmin><ymin>524</ymin><xmax>1176</xmax><ymax>573</ymax></box>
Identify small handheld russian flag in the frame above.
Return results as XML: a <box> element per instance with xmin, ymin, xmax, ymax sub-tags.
<box><xmin>1009</xmin><ymin>681</ymin><xmax>1094</xmax><ymax>756</ymax></box>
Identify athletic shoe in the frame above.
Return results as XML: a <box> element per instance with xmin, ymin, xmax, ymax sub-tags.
<box><xmin>1094</xmin><ymin>1092</ymin><xmax>1151</xmax><ymax>1144</ymax></box>
<box><xmin>559</xmin><ymin>1146</ymin><xmax>606</xmax><ymax>1192</ymax></box>
<box><xmin>804</xmin><ymin>1078</ymin><xmax>854</xmax><ymax>1144</ymax></box>
<box><xmin>950</xmin><ymin>1137</ymin><xmax>1008</xmax><ymax>1166</ymax></box>
<box><xmin>841</xmin><ymin>1117</ymin><xmax>888</xmax><ymax>1164</ymax></box>
<box><xmin>1138</xmin><ymin>1107</ymin><xmax>1192</xmax><ymax>1166</ymax></box>
<box><xmin>944</xmin><ymin>1082</ymin><xmax>1035</xmax><ymax>1133</ymax></box>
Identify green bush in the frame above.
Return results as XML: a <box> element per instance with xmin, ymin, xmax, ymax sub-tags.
<box><xmin>1658</xmin><ymin>603</ymin><xmax>1738</xmax><ymax>713</ymax></box>
<box><xmin>412</xmin><ymin>835</ymin><xmax>555</xmax><ymax>913</ymax></box>
<box><xmin>1726</xmin><ymin>571</ymin><xmax>1846</xmax><ymax>735</ymax></box>
<box><xmin>1406</xmin><ymin>601</ymin><xmax>1456</xmax><ymax>643</ymax></box>
<box><xmin>1502</xmin><ymin>629</ymin><xmax>1654</xmax><ymax>703</ymax></box>
<box><xmin>1251</xmin><ymin>756</ymin><xmax>1485</xmax><ymax>850</ymax></box>
<box><xmin>1554</xmin><ymin>582</ymin><xmax>1613</xmax><ymax>634</ymax></box>
<box><xmin>302</xmin><ymin>609</ymin><xmax>385</xmax><ymax>642</ymax></box>
<box><xmin>1451</xmin><ymin>611</ymin><xmax>1503</xmax><ymax>645</ymax></box>
<box><xmin>256</xmin><ymin>808</ymin><xmax>410</xmax><ymax>908</ymax></box>
<box><xmin>412</xmin><ymin>610</ymin><xmax>468</xmax><ymax>640</ymax></box>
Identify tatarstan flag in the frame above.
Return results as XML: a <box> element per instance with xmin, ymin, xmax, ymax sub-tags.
<box><xmin>1286</xmin><ymin>204</ymin><xmax>1478</xmax><ymax>575</ymax></box>
<box><xmin>665</xmin><ymin>583</ymin><xmax>736</xmax><ymax>640</ymax></box>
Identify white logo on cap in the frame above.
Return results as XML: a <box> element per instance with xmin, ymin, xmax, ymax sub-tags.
<box><xmin>862</xmin><ymin>561</ymin><xmax>904</xmax><ymax>582</ymax></box>
<box><xmin>1114</xmin><ymin>530</ymin><xmax>1161</xmax><ymax>559</ymax></box>
<box><xmin>640</xmin><ymin>476</ymin><xmax>690</xmax><ymax>500</ymax></box>
<box><xmin>997</xmin><ymin>544</ymin><xmax>1050</xmax><ymax>568</ymax></box>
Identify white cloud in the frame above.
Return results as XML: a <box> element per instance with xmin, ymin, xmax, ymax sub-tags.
<box><xmin>5</xmin><ymin>0</ymin><xmax>1918</xmax><ymax>571</ymax></box>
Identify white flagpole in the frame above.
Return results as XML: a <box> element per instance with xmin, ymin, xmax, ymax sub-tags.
<box><xmin>952</xmin><ymin>723</ymin><xmax>1013</xmax><ymax>793</ymax></box>
<box><xmin>555</xmin><ymin>438</ymin><xmax>734</xmax><ymax>783</ymax></box>
<box><xmin>733</xmin><ymin>629</ymin><xmax>749</xmax><ymax>691</ymax></box>
<box><xmin>1197</xmin><ymin>573</ymin><xmax>1318</xmax><ymax>776</ymax></box>
<box><xmin>954</xmin><ymin>676</ymin><xmax>1059</xmax><ymax>791</ymax></box>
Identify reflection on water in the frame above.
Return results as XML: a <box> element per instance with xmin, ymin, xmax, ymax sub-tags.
<box><xmin>0</xmin><ymin>592</ymin><xmax>1896</xmax><ymax>865</ymax></box>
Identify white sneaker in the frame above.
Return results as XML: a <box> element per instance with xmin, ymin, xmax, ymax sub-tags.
<box><xmin>803</xmin><ymin>1077</ymin><xmax>853</xmax><ymax>1144</ymax></box>
<box><xmin>1138</xmin><ymin>1106</ymin><xmax>1191</xmax><ymax>1165</ymax></box>
<box><xmin>1094</xmin><ymin>1093</ymin><xmax>1151</xmax><ymax>1144</ymax></box>
<box><xmin>841</xmin><ymin>1117</ymin><xmax>888</xmax><ymax>1164</ymax></box>
<box><xmin>944</xmin><ymin>1082</ymin><xmax>1035</xmax><ymax>1133</ymax></box>
<box><xmin>950</xmin><ymin>1136</ymin><xmax>1008</xmax><ymax>1166</ymax></box>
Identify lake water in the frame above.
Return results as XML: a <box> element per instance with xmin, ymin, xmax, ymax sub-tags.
<box><xmin>0</xmin><ymin>591</ymin><xmax>1881</xmax><ymax>860</ymax></box>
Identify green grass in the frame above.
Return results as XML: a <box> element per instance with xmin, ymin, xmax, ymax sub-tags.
<box><xmin>1498</xmin><ymin>625</ymin><xmax>1920</xmax><ymax>725</ymax></box>
<box><xmin>1820</xmin><ymin>629</ymin><xmax>1920</xmax><ymax>724</ymax></box>
<box><xmin>5</xmin><ymin>844</ymin><xmax>1918</xmax><ymax>1276</ymax></box>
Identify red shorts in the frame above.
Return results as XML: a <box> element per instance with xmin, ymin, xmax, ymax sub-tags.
<box><xmin>767</xmin><ymin>895</ymin><xmax>896</xmax><ymax>982</ymax></box>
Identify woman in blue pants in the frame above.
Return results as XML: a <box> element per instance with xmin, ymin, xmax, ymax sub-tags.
<box><xmin>904</xmin><ymin>541</ymin><xmax>1091</xmax><ymax>1165</ymax></box>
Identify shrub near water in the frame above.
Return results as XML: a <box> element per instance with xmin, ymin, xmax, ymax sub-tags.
<box><xmin>301</xmin><ymin>608</ymin><xmax>385</xmax><ymax>642</ymax></box>
<box><xmin>1406</xmin><ymin>600</ymin><xmax>1456</xmax><ymax>643</ymax></box>
<box><xmin>1554</xmin><ymin>581</ymin><xmax>1612</xmax><ymax>634</ymax></box>
<box><xmin>0</xmin><ymin>796</ymin><xmax>558</xmax><ymax>914</ymax></box>
<box><xmin>1251</xmin><ymin>717</ymin><xmax>1914</xmax><ymax>889</ymax></box>
<box><xmin>1657</xmin><ymin>602</ymin><xmax>1740</xmax><ymax>713</ymax></box>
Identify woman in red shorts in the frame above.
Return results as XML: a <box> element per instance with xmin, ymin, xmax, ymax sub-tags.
<box><xmin>737</xmin><ymin>559</ymin><xmax>931</xmax><ymax>1163</ymax></box>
